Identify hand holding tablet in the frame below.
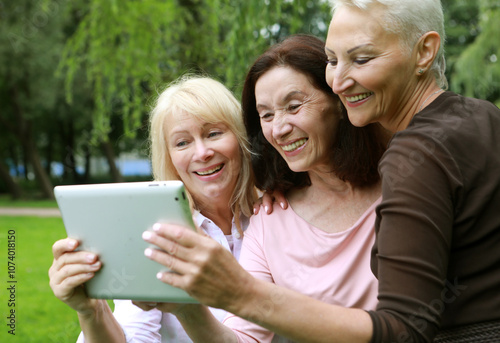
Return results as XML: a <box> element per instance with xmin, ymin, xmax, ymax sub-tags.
<box><xmin>54</xmin><ymin>181</ymin><xmax>198</xmax><ymax>303</ymax></box>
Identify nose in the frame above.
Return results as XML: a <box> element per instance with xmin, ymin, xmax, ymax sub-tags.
<box><xmin>194</xmin><ymin>140</ymin><xmax>214</xmax><ymax>162</ymax></box>
<box><xmin>272</xmin><ymin>111</ymin><xmax>293</xmax><ymax>141</ymax></box>
<box><xmin>326</xmin><ymin>62</ymin><xmax>353</xmax><ymax>95</ymax></box>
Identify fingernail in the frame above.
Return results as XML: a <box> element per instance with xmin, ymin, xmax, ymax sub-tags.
<box><xmin>152</xmin><ymin>223</ymin><xmax>161</xmax><ymax>232</ymax></box>
<box><xmin>253</xmin><ymin>208</ymin><xmax>257</xmax><ymax>215</ymax></box>
<box><xmin>90</xmin><ymin>262</ymin><xmax>100</xmax><ymax>268</ymax></box>
<box><xmin>280</xmin><ymin>202</ymin><xmax>285</xmax><ymax>209</ymax></box>
<box><xmin>156</xmin><ymin>272</ymin><xmax>163</xmax><ymax>280</ymax></box>
<box><xmin>86</xmin><ymin>254</ymin><xmax>95</xmax><ymax>263</ymax></box>
<box><xmin>265</xmin><ymin>206</ymin><xmax>269</xmax><ymax>213</ymax></box>
<box><xmin>68</xmin><ymin>240</ymin><xmax>77</xmax><ymax>249</ymax></box>
<box><xmin>142</xmin><ymin>231</ymin><xmax>152</xmax><ymax>240</ymax></box>
<box><xmin>144</xmin><ymin>248</ymin><xmax>153</xmax><ymax>257</ymax></box>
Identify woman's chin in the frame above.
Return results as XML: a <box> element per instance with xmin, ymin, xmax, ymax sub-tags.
<box><xmin>347</xmin><ymin>113</ymin><xmax>372</xmax><ymax>128</ymax></box>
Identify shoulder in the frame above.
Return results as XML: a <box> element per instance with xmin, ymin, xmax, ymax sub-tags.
<box><xmin>384</xmin><ymin>92</ymin><xmax>500</xmax><ymax>182</ymax></box>
<box><xmin>247</xmin><ymin>203</ymin><xmax>302</xmax><ymax>237</ymax></box>
<box><xmin>249</xmin><ymin>204</ymin><xmax>295</xmax><ymax>227</ymax></box>
<box><xmin>404</xmin><ymin>92</ymin><xmax>500</xmax><ymax>145</ymax></box>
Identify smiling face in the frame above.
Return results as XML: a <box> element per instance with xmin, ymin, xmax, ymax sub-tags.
<box><xmin>325</xmin><ymin>6</ymin><xmax>417</xmax><ymax>131</ymax></box>
<box><xmin>165</xmin><ymin>111</ymin><xmax>242</xmax><ymax>206</ymax></box>
<box><xmin>255</xmin><ymin>66</ymin><xmax>340</xmax><ymax>174</ymax></box>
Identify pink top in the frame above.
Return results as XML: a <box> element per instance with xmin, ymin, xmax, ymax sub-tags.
<box><xmin>223</xmin><ymin>198</ymin><xmax>381</xmax><ymax>343</ymax></box>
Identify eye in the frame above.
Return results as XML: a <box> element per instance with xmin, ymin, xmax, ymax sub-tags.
<box><xmin>208</xmin><ymin>131</ymin><xmax>222</xmax><ymax>138</ymax></box>
<box><xmin>285</xmin><ymin>103</ymin><xmax>302</xmax><ymax>114</ymax></box>
<box><xmin>259</xmin><ymin>112</ymin><xmax>274</xmax><ymax>122</ymax></box>
<box><xmin>326</xmin><ymin>59</ymin><xmax>338</xmax><ymax>67</ymax></box>
<box><xmin>354</xmin><ymin>57</ymin><xmax>371</xmax><ymax>65</ymax></box>
<box><xmin>175</xmin><ymin>140</ymin><xmax>189</xmax><ymax>148</ymax></box>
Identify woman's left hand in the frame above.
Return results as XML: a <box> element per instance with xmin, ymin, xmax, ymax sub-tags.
<box><xmin>142</xmin><ymin>224</ymin><xmax>255</xmax><ymax>312</ymax></box>
<box><xmin>253</xmin><ymin>189</ymin><xmax>288</xmax><ymax>215</ymax></box>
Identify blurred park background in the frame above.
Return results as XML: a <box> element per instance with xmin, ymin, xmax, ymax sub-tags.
<box><xmin>1</xmin><ymin>0</ymin><xmax>499</xmax><ymax>201</ymax></box>
<box><xmin>0</xmin><ymin>0</ymin><xmax>499</xmax><ymax>342</ymax></box>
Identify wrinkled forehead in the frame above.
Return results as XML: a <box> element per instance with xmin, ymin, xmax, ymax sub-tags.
<box><xmin>327</xmin><ymin>5</ymin><xmax>403</xmax><ymax>51</ymax></box>
<box><xmin>330</xmin><ymin>4</ymin><xmax>387</xmax><ymax>33</ymax></box>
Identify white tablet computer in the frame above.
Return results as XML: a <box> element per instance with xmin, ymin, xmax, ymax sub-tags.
<box><xmin>54</xmin><ymin>181</ymin><xmax>197</xmax><ymax>303</ymax></box>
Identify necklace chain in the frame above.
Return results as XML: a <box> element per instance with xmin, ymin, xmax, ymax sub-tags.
<box><xmin>419</xmin><ymin>89</ymin><xmax>443</xmax><ymax>112</ymax></box>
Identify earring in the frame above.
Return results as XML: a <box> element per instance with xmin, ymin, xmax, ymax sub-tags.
<box><xmin>418</xmin><ymin>69</ymin><xmax>425</xmax><ymax>75</ymax></box>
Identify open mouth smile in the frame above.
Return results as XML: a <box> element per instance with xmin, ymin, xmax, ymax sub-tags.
<box><xmin>195</xmin><ymin>164</ymin><xmax>223</xmax><ymax>176</ymax></box>
<box><xmin>282</xmin><ymin>138</ymin><xmax>308</xmax><ymax>152</ymax></box>
<box><xmin>346</xmin><ymin>92</ymin><xmax>374</xmax><ymax>103</ymax></box>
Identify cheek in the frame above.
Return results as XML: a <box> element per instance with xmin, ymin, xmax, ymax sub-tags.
<box><xmin>317</xmin><ymin>108</ymin><xmax>340</xmax><ymax>142</ymax></box>
<box><xmin>260</xmin><ymin>122</ymin><xmax>274</xmax><ymax>144</ymax></box>
<box><xmin>226</xmin><ymin>143</ymin><xmax>242</xmax><ymax>167</ymax></box>
<box><xmin>325</xmin><ymin>66</ymin><xmax>334</xmax><ymax>89</ymax></box>
<box><xmin>170</xmin><ymin>152</ymin><xmax>189</xmax><ymax>175</ymax></box>
<box><xmin>230</xmin><ymin>153</ymin><xmax>243</xmax><ymax>176</ymax></box>
<box><xmin>220</xmin><ymin>136</ymin><xmax>243</xmax><ymax>170</ymax></box>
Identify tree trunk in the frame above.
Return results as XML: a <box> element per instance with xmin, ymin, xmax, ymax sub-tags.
<box><xmin>100</xmin><ymin>139</ymin><xmax>123</xmax><ymax>182</ymax></box>
<box><xmin>45</xmin><ymin>132</ymin><xmax>53</xmax><ymax>176</ymax></box>
<box><xmin>22</xmin><ymin>149</ymin><xmax>29</xmax><ymax>180</ymax></box>
<box><xmin>4</xmin><ymin>84</ymin><xmax>55</xmax><ymax>199</ymax></box>
<box><xmin>21</xmin><ymin>126</ymin><xmax>55</xmax><ymax>199</ymax></box>
<box><xmin>8</xmin><ymin>146</ymin><xmax>20</xmax><ymax>177</ymax></box>
<box><xmin>83</xmin><ymin>144</ymin><xmax>91</xmax><ymax>183</ymax></box>
<box><xmin>60</xmin><ymin>119</ymin><xmax>80</xmax><ymax>183</ymax></box>
<box><xmin>0</xmin><ymin>159</ymin><xmax>22</xmax><ymax>199</ymax></box>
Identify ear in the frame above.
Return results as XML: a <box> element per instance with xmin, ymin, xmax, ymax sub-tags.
<box><xmin>415</xmin><ymin>31</ymin><xmax>441</xmax><ymax>76</ymax></box>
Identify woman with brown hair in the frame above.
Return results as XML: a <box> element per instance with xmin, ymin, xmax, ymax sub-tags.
<box><xmin>138</xmin><ymin>35</ymin><xmax>390</xmax><ymax>342</ymax></box>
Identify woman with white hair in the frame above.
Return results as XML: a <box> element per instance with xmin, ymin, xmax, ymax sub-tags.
<box><xmin>143</xmin><ymin>1</ymin><xmax>500</xmax><ymax>342</ymax></box>
<box><xmin>325</xmin><ymin>0</ymin><xmax>500</xmax><ymax>341</ymax></box>
<box><xmin>49</xmin><ymin>75</ymin><xmax>258</xmax><ymax>342</ymax></box>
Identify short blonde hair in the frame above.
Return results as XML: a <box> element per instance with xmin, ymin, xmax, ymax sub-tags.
<box><xmin>149</xmin><ymin>75</ymin><xmax>257</xmax><ymax>230</ymax></box>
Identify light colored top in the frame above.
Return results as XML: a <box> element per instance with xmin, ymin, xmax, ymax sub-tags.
<box><xmin>77</xmin><ymin>212</ymin><xmax>248</xmax><ymax>343</ymax></box>
<box><xmin>223</xmin><ymin>198</ymin><xmax>381</xmax><ymax>343</ymax></box>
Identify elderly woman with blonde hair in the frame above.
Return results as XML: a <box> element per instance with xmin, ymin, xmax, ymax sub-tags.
<box><xmin>49</xmin><ymin>75</ymin><xmax>258</xmax><ymax>342</ymax></box>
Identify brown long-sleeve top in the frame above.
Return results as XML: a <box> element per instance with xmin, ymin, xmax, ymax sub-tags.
<box><xmin>368</xmin><ymin>91</ymin><xmax>500</xmax><ymax>342</ymax></box>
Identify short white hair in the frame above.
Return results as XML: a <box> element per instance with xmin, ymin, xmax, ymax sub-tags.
<box><xmin>330</xmin><ymin>0</ymin><xmax>447</xmax><ymax>88</ymax></box>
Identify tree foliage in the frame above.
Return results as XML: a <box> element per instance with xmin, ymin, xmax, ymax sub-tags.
<box><xmin>59</xmin><ymin>0</ymin><xmax>181</xmax><ymax>140</ymax></box>
<box><xmin>0</xmin><ymin>0</ymin><xmax>69</xmax><ymax>198</ymax></box>
<box><xmin>0</xmin><ymin>0</ymin><xmax>499</xmax><ymax>199</ymax></box>
<box><xmin>58</xmin><ymin>0</ymin><xmax>332</xmax><ymax>140</ymax></box>
<box><xmin>446</xmin><ymin>0</ymin><xmax>500</xmax><ymax>106</ymax></box>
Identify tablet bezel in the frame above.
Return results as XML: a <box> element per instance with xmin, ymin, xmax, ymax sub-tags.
<box><xmin>54</xmin><ymin>181</ymin><xmax>197</xmax><ymax>303</ymax></box>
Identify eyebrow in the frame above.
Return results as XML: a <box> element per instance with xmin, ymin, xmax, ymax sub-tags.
<box><xmin>325</xmin><ymin>44</ymin><xmax>372</xmax><ymax>55</ymax></box>
<box><xmin>348</xmin><ymin>44</ymin><xmax>373</xmax><ymax>54</ymax></box>
<box><xmin>284</xmin><ymin>90</ymin><xmax>305</xmax><ymax>102</ymax></box>
<box><xmin>256</xmin><ymin>90</ymin><xmax>306</xmax><ymax>111</ymax></box>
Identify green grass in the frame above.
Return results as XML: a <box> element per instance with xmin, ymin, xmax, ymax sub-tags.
<box><xmin>0</xmin><ymin>216</ymin><xmax>81</xmax><ymax>342</ymax></box>
<box><xmin>0</xmin><ymin>194</ymin><xmax>58</xmax><ymax>208</ymax></box>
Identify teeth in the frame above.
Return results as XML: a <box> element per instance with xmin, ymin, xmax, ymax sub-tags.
<box><xmin>196</xmin><ymin>165</ymin><xmax>223</xmax><ymax>176</ymax></box>
<box><xmin>282</xmin><ymin>138</ymin><xmax>307</xmax><ymax>152</ymax></box>
<box><xmin>346</xmin><ymin>92</ymin><xmax>373</xmax><ymax>103</ymax></box>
